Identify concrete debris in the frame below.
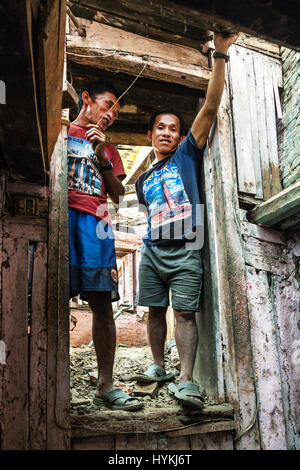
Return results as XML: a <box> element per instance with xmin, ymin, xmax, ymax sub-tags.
<box><xmin>70</xmin><ymin>344</ymin><xmax>213</xmax><ymax>415</ymax></box>
<box><xmin>133</xmin><ymin>381</ymin><xmax>158</xmax><ymax>398</ymax></box>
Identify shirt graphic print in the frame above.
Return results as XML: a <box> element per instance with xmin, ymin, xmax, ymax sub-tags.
<box><xmin>142</xmin><ymin>162</ymin><xmax>192</xmax><ymax>229</ymax></box>
<box><xmin>68</xmin><ymin>135</ymin><xmax>104</xmax><ymax>197</ymax></box>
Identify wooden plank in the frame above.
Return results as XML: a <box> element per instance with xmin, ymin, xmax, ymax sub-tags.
<box><xmin>1</xmin><ymin>237</ymin><xmax>29</xmax><ymax>449</ymax></box>
<box><xmin>71</xmin><ymin>435</ymin><xmax>115</xmax><ymax>450</ymax></box>
<box><xmin>69</xmin><ymin>3</ymin><xmax>209</xmax><ymax>50</ymax></box>
<box><xmin>245</xmin><ymin>266</ymin><xmax>287</xmax><ymax>449</ymax></box>
<box><xmin>253</xmin><ymin>54</ymin><xmax>272</xmax><ymax>200</ymax></box>
<box><xmin>272</xmin><ymin>66</ymin><xmax>283</xmax><ymax>119</ymax></box>
<box><xmin>263</xmin><ymin>59</ymin><xmax>282</xmax><ymax>197</ymax></box>
<box><xmin>207</xmin><ymin>81</ymin><xmax>259</xmax><ymax>450</ymax></box>
<box><xmin>157</xmin><ymin>435</ymin><xmax>190</xmax><ymax>450</ymax></box>
<box><xmin>244</xmin><ymin>50</ymin><xmax>263</xmax><ymax>198</ymax></box>
<box><xmin>71</xmin><ymin>404</ymin><xmax>235</xmax><ymax>437</ymax></box>
<box><xmin>115</xmin><ymin>434</ymin><xmax>147</xmax><ymax>450</ymax></box>
<box><xmin>62</xmin><ymin>80</ymin><xmax>79</xmax><ymax>110</ymax></box>
<box><xmin>241</xmin><ymin>221</ymin><xmax>286</xmax><ymax>245</ymax></box>
<box><xmin>190</xmin><ymin>431</ymin><xmax>234</xmax><ymax>450</ymax></box>
<box><xmin>7</xmin><ymin>182</ymin><xmax>48</xmax><ymax>198</ymax></box>
<box><xmin>166</xmin><ymin>420</ymin><xmax>236</xmax><ymax>437</ymax></box>
<box><xmin>29</xmin><ymin>242</ymin><xmax>48</xmax><ymax>450</ymax></box>
<box><xmin>46</xmin><ymin>121</ymin><xmax>71</xmax><ymax>449</ymax></box>
<box><xmin>247</xmin><ymin>181</ymin><xmax>300</xmax><ymax>227</ymax></box>
<box><xmin>70</xmin><ymin>0</ymin><xmax>214</xmax><ymax>42</ymax></box>
<box><xmin>195</xmin><ymin>146</ymin><xmax>224</xmax><ymax>401</ymax></box>
<box><xmin>243</xmin><ymin>237</ymin><xmax>295</xmax><ymax>276</ymax></box>
<box><xmin>236</xmin><ymin>35</ymin><xmax>280</xmax><ymax>58</ymax></box>
<box><xmin>67</xmin><ymin>23</ymin><xmax>211</xmax><ymax>91</ymax></box>
<box><xmin>3</xmin><ymin>217</ymin><xmax>48</xmax><ymax>242</ymax></box>
<box><xmin>69</xmin><ymin>19</ymin><xmax>208</xmax><ymax>67</ymax></box>
<box><xmin>272</xmin><ymin>275</ymin><xmax>300</xmax><ymax>446</ymax></box>
<box><xmin>67</xmin><ymin>49</ymin><xmax>211</xmax><ymax>90</ymax></box>
<box><xmin>70</xmin><ymin>0</ymin><xmax>300</xmax><ymax>51</ymax></box>
<box><xmin>229</xmin><ymin>46</ymin><xmax>257</xmax><ymax>195</ymax></box>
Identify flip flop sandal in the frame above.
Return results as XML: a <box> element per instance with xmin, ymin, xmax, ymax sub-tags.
<box><xmin>168</xmin><ymin>381</ymin><xmax>205</xmax><ymax>410</ymax></box>
<box><xmin>130</xmin><ymin>364</ymin><xmax>175</xmax><ymax>383</ymax></box>
<box><xmin>93</xmin><ymin>388</ymin><xmax>144</xmax><ymax>411</ymax></box>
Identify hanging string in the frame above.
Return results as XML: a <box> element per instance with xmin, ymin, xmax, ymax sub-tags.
<box><xmin>96</xmin><ymin>58</ymin><xmax>149</xmax><ymax>127</ymax></box>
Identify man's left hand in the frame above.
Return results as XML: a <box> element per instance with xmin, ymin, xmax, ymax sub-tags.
<box><xmin>213</xmin><ymin>31</ymin><xmax>240</xmax><ymax>55</ymax></box>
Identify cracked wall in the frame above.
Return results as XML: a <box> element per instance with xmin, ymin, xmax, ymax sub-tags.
<box><xmin>243</xmin><ymin>224</ymin><xmax>300</xmax><ymax>449</ymax></box>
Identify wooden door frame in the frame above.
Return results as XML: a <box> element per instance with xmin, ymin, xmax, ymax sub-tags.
<box><xmin>203</xmin><ymin>77</ymin><xmax>260</xmax><ymax>449</ymax></box>
<box><xmin>62</xmin><ymin>33</ymin><xmax>259</xmax><ymax>448</ymax></box>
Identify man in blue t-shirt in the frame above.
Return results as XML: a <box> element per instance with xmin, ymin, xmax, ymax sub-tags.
<box><xmin>134</xmin><ymin>32</ymin><xmax>239</xmax><ymax>408</ymax></box>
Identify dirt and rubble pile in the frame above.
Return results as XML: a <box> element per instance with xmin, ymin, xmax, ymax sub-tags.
<box><xmin>70</xmin><ymin>343</ymin><xmax>211</xmax><ymax>415</ymax></box>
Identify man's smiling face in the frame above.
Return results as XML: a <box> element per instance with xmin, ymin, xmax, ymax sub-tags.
<box><xmin>147</xmin><ymin>113</ymin><xmax>182</xmax><ymax>158</ymax></box>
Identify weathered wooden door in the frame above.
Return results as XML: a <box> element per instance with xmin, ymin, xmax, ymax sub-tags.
<box><xmin>0</xmin><ymin>210</ymin><xmax>48</xmax><ymax>449</ymax></box>
<box><xmin>228</xmin><ymin>45</ymin><xmax>283</xmax><ymax>201</ymax></box>
<box><xmin>0</xmin><ymin>120</ymin><xmax>70</xmax><ymax>450</ymax></box>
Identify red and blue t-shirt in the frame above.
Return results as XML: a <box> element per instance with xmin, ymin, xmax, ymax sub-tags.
<box><xmin>67</xmin><ymin>123</ymin><xmax>126</xmax><ymax>220</ymax></box>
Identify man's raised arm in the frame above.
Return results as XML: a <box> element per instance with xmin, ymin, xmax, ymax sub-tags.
<box><xmin>191</xmin><ymin>32</ymin><xmax>240</xmax><ymax>149</ymax></box>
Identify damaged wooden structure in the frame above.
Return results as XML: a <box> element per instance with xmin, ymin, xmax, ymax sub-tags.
<box><xmin>0</xmin><ymin>0</ymin><xmax>299</xmax><ymax>451</ymax></box>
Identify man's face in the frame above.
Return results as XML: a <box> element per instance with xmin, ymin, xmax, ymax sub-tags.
<box><xmin>147</xmin><ymin>113</ymin><xmax>182</xmax><ymax>155</ymax></box>
<box><xmin>83</xmin><ymin>91</ymin><xmax>120</xmax><ymax>131</ymax></box>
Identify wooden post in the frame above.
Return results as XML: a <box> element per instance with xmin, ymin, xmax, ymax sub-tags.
<box><xmin>29</xmin><ymin>242</ymin><xmax>48</xmax><ymax>449</ymax></box>
<box><xmin>202</xmin><ymin>80</ymin><xmax>260</xmax><ymax>449</ymax></box>
<box><xmin>46</xmin><ymin>110</ymin><xmax>71</xmax><ymax>449</ymax></box>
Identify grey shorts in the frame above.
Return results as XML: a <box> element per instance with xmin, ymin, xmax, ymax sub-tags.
<box><xmin>136</xmin><ymin>243</ymin><xmax>203</xmax><ymax>312</ymax></box>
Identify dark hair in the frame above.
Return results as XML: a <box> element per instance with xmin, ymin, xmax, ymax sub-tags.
<box><xmin>77</xmin><ymin>80</ymin><xmax>120</xmax><ymax>113</ymax></box>
<box><xmin>148</xmin><ymin>108</ymin><xmax>186</xmax><ymax>136</ymax></box>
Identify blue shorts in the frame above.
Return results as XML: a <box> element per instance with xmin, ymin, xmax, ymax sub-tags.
<box><xmin>69</xmin><ymin>208</ymin><xmax>119</xmax><ymax>302</ymax></box>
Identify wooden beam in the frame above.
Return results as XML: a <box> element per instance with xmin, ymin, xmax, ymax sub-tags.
<box><xmin>69</xmin><ymin>2</ymin><xmax>210</xmax><ymax>50</ymax></box>
<box><xmin>62</xmin><ymin>80</ymin><xmax>79</xmax><ymax>109</ymax></box>
<box><xmin>71</xmin><ymin>404</ymin><xmax>235</xmax><ymax>437</ymax></box>
<box><xmin>247</xmin><ymin>181</ymin><xmax>300</xmax><ymax>228</ymax></box>
<box><xmin>204</xmin><ymin>81</ymin><xmax>259</xmax><ymax>448</ymax></box>
<box><xmin>67</xmin><ymin>21</ymin><xmax>211</xmax><ymax>90</ymax></box>
<box><xmin>46</xmin><ymin>113</ymin><xmax>71</xmax><ymax>449</ymax></box>
<box><xmin>68</xmin><ymin>19</ymin><xmax>208</xmax><ymax>67</ymax></box>
<box><xmin>69</xmin><ymin>0</ymin><xmax>213</xmax><ymax>43</ymax></box>
<box><xmin>72</xmin><ymin>0</ymin><xmax>300</xmax><ymax>50</ymax></box>
<box><xmin>122</xmin><ymin>147</ymin><xmax>154</xmax><ymax>185</ymax></box>
<box><xmin>69</xmin><ymin>63</ymin><xmax>204</xmax><ymax>131</ymax></box>
<box><xmin>241</xmin><ymin>221</ymin><xmax>286</xmax><ymax>246</ymax></box>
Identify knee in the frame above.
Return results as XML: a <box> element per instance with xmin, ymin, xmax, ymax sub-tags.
<box><xmin>174</xmin><ymin>310</ymin><xmax>196</xmax><ymax>323</ymax></box>
<box><xmin>149</xmin><ymin>306</ymin><xmax>167</xmax><ymax>317</ymax></box>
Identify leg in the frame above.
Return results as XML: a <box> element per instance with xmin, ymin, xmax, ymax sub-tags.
<box><xmin>171</xmin><ymin>309</ymin><xmax>204</xmax><ymax>407</ymax></box>
<box><xmin>88</xmin><ymin>291</ymin><xmax>116</xmax><ymax>396</ymax></box>
<box><xmin>147</xmin><ymin>306</ymin><xmax>168</xmax><ymax>368</ymax></box>
<box><xmin>173</xmin><ymin>309</ymin><xmax>198</xmax><ymax>382</ymax></box>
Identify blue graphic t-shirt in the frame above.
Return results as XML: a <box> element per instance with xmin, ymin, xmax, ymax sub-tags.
<box><xmin>135</xmin><ymin>130</ymin><xmax>205</xmax><ymax>245</ymax></box>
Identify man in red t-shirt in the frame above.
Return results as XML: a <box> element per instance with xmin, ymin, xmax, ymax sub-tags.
<box><xmin>68</xmin><ymin>81</ymin><xmax>143</xmax><ymax>411</ymax></box>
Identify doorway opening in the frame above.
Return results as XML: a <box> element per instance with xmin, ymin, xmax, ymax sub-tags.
<box><xmin>67</xmin><ymin>65</ymin><xmax>213</xmax><ymax>418</ymax></box>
